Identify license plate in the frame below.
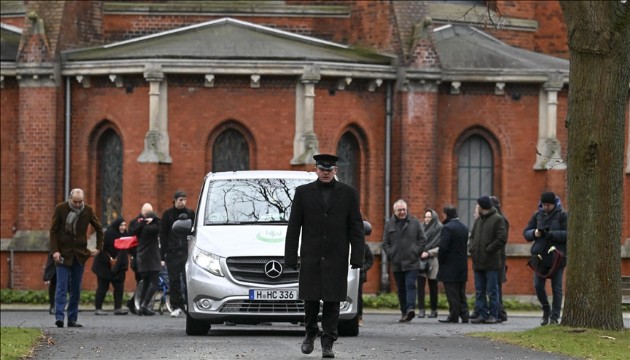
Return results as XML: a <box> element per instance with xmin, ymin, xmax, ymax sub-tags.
<box><xmin>249</xmin><ymin>289</ymin><xmax>298</xmax><ymax>300</ymax></box>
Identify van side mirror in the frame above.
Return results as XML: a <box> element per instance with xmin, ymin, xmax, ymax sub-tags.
<box><xmin>363</xmin><ymin>221</ymin><xmax>372</xmax><ymax>236</ymax></box>
<box><xmin>172</xmin><ymin>219</ymin><xmax>193</xmax><ymax>236</ymax></box>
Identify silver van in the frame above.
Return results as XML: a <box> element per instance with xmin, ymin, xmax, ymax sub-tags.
<box><xmin>173</xmin><ymin>170</ymin><xmax>363</xmax><ymax>336</ymax></box>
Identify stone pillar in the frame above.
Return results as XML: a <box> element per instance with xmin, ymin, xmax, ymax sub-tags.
<box><xmin>291</xmin><ymin>65</ymin><xmax>320</xmax><ymax>165</ymax></box>
<box><xmin>138</xmin><ymin>64</ymin><xmax>171</xmax><ymax>163</ymax></box>
<box><xmin>534</xmin><ymin>75</ymin><xmax>566</xmax><ymax>170</ymax></box>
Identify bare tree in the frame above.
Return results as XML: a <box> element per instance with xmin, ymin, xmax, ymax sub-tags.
<box><xmin>560</xmin><ymin>0</ymin><xmax>629</xmax><ymax>330</ymax></box>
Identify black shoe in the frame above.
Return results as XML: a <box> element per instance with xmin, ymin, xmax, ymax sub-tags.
<box><xmin>405</xmin><ymin>310</ymin><xmax>415</xmax><ymax>321</ymax></box>
<box><xmin>470</xmin><ymin>317</ymin><xmax>485</xmax><ymax>324</ymax></box>
<box><xmin>67</xmin><ymin>320</ymin><xmax>82</xmax><ymax>328</ymax></box>
<box><xmin>550</xmin><ymin>318</ymin><xmax>559</xmax><ymax>325</ymax></box>
<box><xmin>484</xmin><ymin>316</ymin><xmax>498</xmax><ymax>324</ymax></box>
<box><xmin>438</xmin><ymin>317</ymin><xmax>457</xmax><ymax>323</ymax></box>
<box><xmin>301</xmin><ymin>335</ymin><xmax>316</xmax><ymax>354</ymax></box>
<box><xmin>541</xmin><ymin>310</ymin><xmax>550</xmax><ymax>326</ymax></box>
<box><xmin>140</xmin><ymin>306</ymin><xmax>155</xmax><ymax>316</ymax></box>
<box><xmin>55</xmin><ymin>319</ymin><xmax>64</xmax><ymax>328</ymax></box>
<box><xmin>322</xmin><ymin>346</ymin><xmax>335</xmax><ymax>358</ymax></box>
<box><xmin>427</xmin><ymin>310</ymin><xmax>438</xmax><ymax>318</ymax></box>
<box><xmin>469</xmin><ymin>312</ymin><xmax>480</xmax><ymax>320</ymax></box>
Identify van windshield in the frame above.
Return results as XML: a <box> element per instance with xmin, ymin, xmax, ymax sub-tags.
<box><xmin>203</xmin><ymin>178</ymin><xmax>311</xmax><ymax>225</ymax></box>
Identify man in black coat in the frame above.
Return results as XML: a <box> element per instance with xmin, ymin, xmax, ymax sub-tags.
<box><xmin>160</xmin><ymin>191</ymin><xmax>195</xmax><ymax>318</ymax></box>
<box><xmin>436</xmin><ymin>206</ymin><xmax>470</xmax><ymax>323</ymax></box>
<box><xmin>285</xmin><ymin>153</ymin><xmax>364</xmax><ymax>359</ymax></box>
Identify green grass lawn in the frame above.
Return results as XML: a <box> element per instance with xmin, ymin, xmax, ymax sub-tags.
<box><xmin>0</xmin><ymin>327</ymin><xmax>42</xmax><ymax>360</ymax></box>
<box><xmin>472</xmin><ymin>325</ymin><xmax>630</xmax><ymax>360</ymax></box>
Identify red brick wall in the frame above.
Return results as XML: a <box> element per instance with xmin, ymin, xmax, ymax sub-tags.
<box><xmin>16</xmin><ymin>86</ymin><xmax>60</xmax><ymax>231</ymax></box>
<box><xmin>0</xmin><ymin>80</ymin><xmax>19</xmax><ymax>239</ymax></box>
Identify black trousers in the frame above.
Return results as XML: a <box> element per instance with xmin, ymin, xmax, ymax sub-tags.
<box><xmin>304</xmin><ymin>300</ymin><xmax>339</xmax><ymax>346</ymax></box>
<box><xmin>443</xmin><ymin>281</ymin><xmax>469</xmax><ymax>321</ymax></box>
<box><xmin>48</xmin><ymin>275</ymin><xmax>57</xmax><ymax>308</ymax></box>
<box><xmin>166</xmin><ymin>251</ymin><xmax>187</xmax><ymax>310</ymax></box>
<box><xmin>139</xmin><ymin>271</ymin><xmax>159</xmax><ymax>307</ymax></box>
<box><xmin>95</xmin><ymin>275</ymin><xmax>125</xmax><ymax>310</ymax></box>
<box><xmin>417</xmin><ymin>275</ymin><xmax>438</xmax><ymax>311</ymax></box>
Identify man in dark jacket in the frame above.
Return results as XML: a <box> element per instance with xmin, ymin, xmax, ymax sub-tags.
<box><xmin>285</xmin><ymin>153</ymin><xmax>364</xmax><ymax>359</ymax></box>
<box><xmin>160</xmin><ymin>191</ymin><xmax>195</xmax><ymax>318</ymax></box>
<box><xmin>523</xmin><ymin>191</ymin><xmax>567</xmax><ymax>326</ymax></box>
<box><xmin>50</xmin><ymin>188</ymin><xmax>103</xmax><ymax>328</ymax></box>
<box><xmin>436</xmin><ymin>206</ymin><xmax>470</xmax><ymax>323</ymax></box>
<box><xmin>468</xmin><ymin>196</ymin><xmax>506</xmax><ymax>324</ymax></box>
<box><xmin>382</xmin><ymin>199</ymin><xmax>427</xmax><ymax>323</ymax></box>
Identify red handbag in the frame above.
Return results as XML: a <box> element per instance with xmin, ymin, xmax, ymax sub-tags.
<box><xmin>114</xmin><ymin>236</ymin><xmax>138</xmax><ymax>250</ymax></box>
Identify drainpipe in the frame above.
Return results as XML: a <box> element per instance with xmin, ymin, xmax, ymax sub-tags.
<box><xmin>64</xmin><ymin>76</ymin><xmax>71</xmax><ymax>197</ymax></box>
<box><xmin>8</xmin><ymin>249</ymin><xmax>14</xmax><ymax>289</ymax></box>
<box><xmin>380</xmin><ymin>81</ymin><xmax>393</xmax><ymax>293</ymax></box>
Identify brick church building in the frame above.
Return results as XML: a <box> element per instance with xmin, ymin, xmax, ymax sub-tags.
<box><xmin>1</xmin><ymin>1</ymin><xmax>629</xmax><ymax>296</ymax></box>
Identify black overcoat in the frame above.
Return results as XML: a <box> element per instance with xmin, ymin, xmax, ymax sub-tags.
<box><xmin>284</xmin><ymin>180</ymin><xmax>364</xmax><ymax>302</ymax></box>
<box><xmin>131</xmin><ymin>215</ymin><xmax>162</xmax><ymax>273</ymax></box>
<box><xmin>91</xmin><ymin>217</ymin><xmax>129</xmax><ymax>280</ymax></box>
<box><xmin>436</xmin><ymin>217</ymin><xmax>469</xmax><ymax>283</ymax></box>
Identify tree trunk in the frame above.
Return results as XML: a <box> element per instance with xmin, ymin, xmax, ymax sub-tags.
<box><xmin>560</xmin><ymin>1</ymin><xmax>629</xmax><ymax>331</ymax></box>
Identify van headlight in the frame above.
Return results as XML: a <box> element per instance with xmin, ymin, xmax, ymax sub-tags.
<box><xmin>192</xmin><ymin>247</ymin><xmax>224</xmax><ymax>277</ymax></box>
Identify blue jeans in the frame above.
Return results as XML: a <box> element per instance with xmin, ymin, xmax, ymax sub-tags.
<box><xmin>55</xmin><ymin>256</ymin><xmax>85</xmax><ymax>322</ymax></box>
<box><xmin>393</xmin><ymin>270</ymin><xmax>418</xmax><ymax>314</ymax></box>
<box><xmin>473</xmin><ymin>270</ymin><xmax>499</xmax><ymax>319</ymax></box>
<box><xmin>534</xmin><ymin>266</ymin><xmax>565</xmax><ymax>320</ymax></box>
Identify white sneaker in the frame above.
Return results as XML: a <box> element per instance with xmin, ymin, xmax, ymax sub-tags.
<box><xmin>170</xmin><ymin>308</ymin><xmax>182</xmax><ymax>318</ymax></box>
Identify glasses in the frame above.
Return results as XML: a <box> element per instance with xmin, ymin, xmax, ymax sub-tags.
<box><xmin>394</xmin><ymin>208</ymin><xmax>407</xmax><ymax>212</ymax></box>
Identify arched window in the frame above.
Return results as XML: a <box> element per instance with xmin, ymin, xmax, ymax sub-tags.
<box><xmin>457</xmin><ymin>135</ymin><xmax>493</xmax><ymax>228</ymax></box>
<box><xmin>336</xmin><ymin>132</ymin><xmax>360</xmax><ymax>190</ymax></box>
<box><xmin>212</xmin><ymin>128</ymin><xmax>249</xmax><ymax>172</ymax></box>
<box><xmin>96</xmin><ymin>129</ymin><xmax>123</xmax><ymax>226</ymax></box>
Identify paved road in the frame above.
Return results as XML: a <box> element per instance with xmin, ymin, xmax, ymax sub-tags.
<box><xmin>1</xmin><ymin>308</ymin><xmax>582</xmax><ymax>360</ymax></box>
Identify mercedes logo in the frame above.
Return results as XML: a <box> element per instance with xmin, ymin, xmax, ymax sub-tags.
<box><xmin>264</xmin><ymin>260</ymin><xmax>283</xmax><ymax>279</ymax></box>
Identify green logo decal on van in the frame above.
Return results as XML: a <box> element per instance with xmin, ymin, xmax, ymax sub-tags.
<box><xmin>256</xmin><ymin>230</ymin><xmax>285</xmax><ymax>243</ymax></box>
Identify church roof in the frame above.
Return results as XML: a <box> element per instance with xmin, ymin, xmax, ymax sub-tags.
<box><xmin>63</xmin><ymin>17</ymin><xmax>393</xmax><ymax>65</ymax></box>
<box><xmin>0</xmin><ymin>23</ymin><xmax>22</xmax><ymax>62</ymax></box>
<box><xmin>432</xmin><ymin>24</ymin><xmax>568</xmax><ymax>74</ymax></box>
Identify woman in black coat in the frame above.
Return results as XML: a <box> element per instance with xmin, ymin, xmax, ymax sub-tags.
<box><xmin>131</xmin><ymin>211</ymin><xmax>162</xmax><ymax>316</ymax></box>
<box><xmin>43</xmin><ymin>253</ymin><xmax>57</xmax><ymax>315</ymax></box>
<box><xmin>91</xmin><ymin>217</ymin><xmax>129</xmax><ymax>315</ymax></box>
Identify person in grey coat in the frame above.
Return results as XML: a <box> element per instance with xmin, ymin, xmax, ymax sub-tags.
<box><xmin>382</xmin><ymin>199</ymin><xmax>427</xmax><ymax>322</ymax></box>
<box><xmin>418</xmin><ymin>208</ymin><xmax>442</xmax><ymax>318</ymax></box>
<box><xmin>284</xmin><ymin>154</ymin><xmax>364</xmax><ymax>359</ymax></box>
<box><xmin>437</xmin><ymin>206</ymin><xmax>470</xmax><ymax>323</ymax></box>
<box><xmin>468</xmin><ymin>196</ymin><xmax>507</xmax><ymax>324</ymax></box>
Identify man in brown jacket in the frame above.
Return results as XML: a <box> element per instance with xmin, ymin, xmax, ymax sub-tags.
<box><xmin>50</xmin><ymin>188</ymin><xmax>103</xmax><ymax>328</ymax></box>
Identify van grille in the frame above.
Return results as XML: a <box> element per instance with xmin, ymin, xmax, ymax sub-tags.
<box><xmin>218</xmin><ymin>300</ymin><xmax>304</xmax><ymax>313</ymax></box>
<box><xmin>226</xmin><ymin>256</ymin><xmax>299</xmax><ymax>285</ymax></box>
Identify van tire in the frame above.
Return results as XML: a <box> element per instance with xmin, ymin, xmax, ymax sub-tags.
<box><xmin>337</xmin><ymin>315</ymin><xmax>359</xmax><ymax>337</ymax></box>
<box><xmin>186</xmin><ymin>312</ymin><xmax>211</xmax><ymax>335</ymax></box>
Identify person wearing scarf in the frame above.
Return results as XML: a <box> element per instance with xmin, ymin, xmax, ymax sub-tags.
<box><xmin>418</xmin><ymin>209</ymin><xmax>443</xmax><ymax>318</ymax></box>
<box><xmin>50</xmin><ymin>188</ymin><xmax>103</xmax><ymax>328</ymax></box>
